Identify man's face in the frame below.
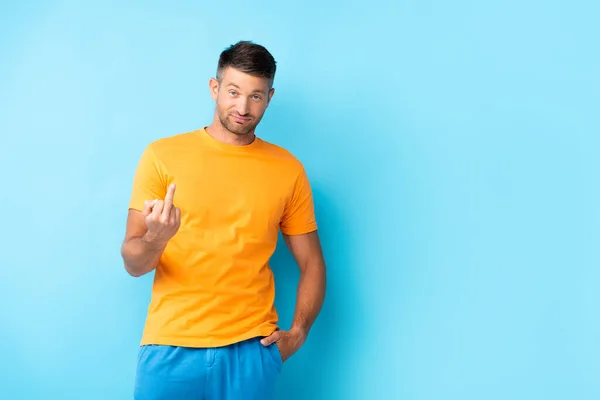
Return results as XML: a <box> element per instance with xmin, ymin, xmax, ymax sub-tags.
<box><xmin>210</xmin><ymin>67</ymin><xmax>274</xmax><ymax>136</ymax></box>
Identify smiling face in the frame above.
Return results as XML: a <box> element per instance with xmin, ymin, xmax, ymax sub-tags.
<box><xmin>210</xmin><ymin>66</ymin><xmax>275</xmax><ymax>136</ymax></box>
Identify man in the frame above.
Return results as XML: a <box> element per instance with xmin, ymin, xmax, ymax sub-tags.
<box><xmin>121</xmin><ymin>41</ymin><xmax>326</xmax><ymax>399</ymax></box>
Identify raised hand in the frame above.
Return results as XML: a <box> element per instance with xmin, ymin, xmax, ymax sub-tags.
<box><xmin>142</xmin><ymin>183</ymin><xmax>181</xmax><ymax>248</ymax></box>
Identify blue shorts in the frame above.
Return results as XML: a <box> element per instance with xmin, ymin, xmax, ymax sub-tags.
<box><xmin>133</xmin><ymin>337</ymin><xmax>283</xmax><ymax>400</ymax></box>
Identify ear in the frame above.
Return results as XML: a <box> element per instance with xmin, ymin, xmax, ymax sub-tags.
<box><xmin>209</xmin><ymin>78</ymin><xmax>219</xmax><ymax>101</ymax></box>
<box><xmin>267</xmin><ymin>87</ymin><xmax>275</xmax><ymax>105</ymax></box>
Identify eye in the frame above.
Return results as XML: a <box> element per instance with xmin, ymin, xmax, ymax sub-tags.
<box><xmin>229</xmin><ymin>90</ymin><xmax>237</xmax><ymax>96</ymax></box>
<box><xmin>252</xmin><ymin>95</ymin><xmax>262</xmax><ymax>101</ymax></box>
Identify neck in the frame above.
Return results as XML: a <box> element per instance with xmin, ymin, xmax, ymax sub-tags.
<box><xmin>206</xmin><ymin>114</ymin><xmax>256</xmax><ymax>146</ymax></box>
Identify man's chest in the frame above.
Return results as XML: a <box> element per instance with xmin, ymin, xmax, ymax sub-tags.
<box><xmin>164</xmin><ymin>154</ymin><xmax>293</xmax><ymax>231</ymax></box>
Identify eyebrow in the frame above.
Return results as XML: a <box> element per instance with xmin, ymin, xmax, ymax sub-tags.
<box><xmin>226</xmin><ymin>83</ymin><xmax>266</xmax><ymax>95</ymax></box>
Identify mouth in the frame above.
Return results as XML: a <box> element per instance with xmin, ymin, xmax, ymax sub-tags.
<box><xmin>230</xmin><ymin>114</ymin><xmax>252</xmax><ymax>124</ymax></box>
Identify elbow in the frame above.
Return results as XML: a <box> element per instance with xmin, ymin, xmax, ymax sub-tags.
<box><xmin>121</xmin><ymin>245</ymin><xmax>143</xmax><ymax>278</ymax></box>
<box><xmin>122</xmin><ymin>256</ymin><xmax>141</xmax><ymax>277</ymax></box>
<box><xmin>299</xmin><ymin>257</ymin><xmax>326</xmax><ymax>275</ymax></box>
<box><xmin>121</xmin><ymin>254</ymin><xmax>147</xmax><ymax>278</ymax></box>
<box><xmin>124</xmin><ymin>264</ymin><xmax>145</xmax><ymax>278</ymax></box>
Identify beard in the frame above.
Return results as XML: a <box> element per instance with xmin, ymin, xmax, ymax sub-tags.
<box><xmin>218</xmin><ymin>109</ymin><xmax>261</xmax><ymax>136</ymax></box>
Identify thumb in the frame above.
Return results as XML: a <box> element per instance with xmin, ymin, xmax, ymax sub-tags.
<box><xmin>261</xmin><ymin>331</ymin><xmax>283</xmax><ymax>346</ymax></box>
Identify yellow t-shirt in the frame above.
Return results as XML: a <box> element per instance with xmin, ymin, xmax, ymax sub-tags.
<box><xmin>127</xmin><ymin>127</ymin><xmax>317</xmax><ymax>348</ymax></box>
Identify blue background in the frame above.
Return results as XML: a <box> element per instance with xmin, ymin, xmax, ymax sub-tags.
<box><xmin>1</xmin><ymin>0</ymin><xmax>598</xmax><ymax>399</ymax></box>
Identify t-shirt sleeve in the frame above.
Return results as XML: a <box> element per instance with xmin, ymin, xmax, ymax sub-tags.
<box><xmin>128</xmin><ymin>143</ymin><xmax>167</xmax><ymax>211</ymax></box>
<box><xmin>280</xmin><ymin>165</ymin><xmax>318</xmax><ymax>235</ymax></box>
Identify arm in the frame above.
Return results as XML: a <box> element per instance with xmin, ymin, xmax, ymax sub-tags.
<box><xmin>284</xmin><ymin>230</ymin><xmax>326</xmax><ymax>337</ymax></box>
<box><xmin>259</xmin><ymin>163</ymin><xmax>325</xmax><ymax>360</ymax></box>
<box><xmin>121</xmin><ymin>185</ymin><xmax>181</xmax><ymax>277</ymax></box>
<box><xmin>120</xmin><ymin>208</ymin><xmax>165</xmax><ymax>277</ymax></box>
<box><xmin>260</xmin><ymin>229</ymin><xmax>326</xmax><ymax>361</ymax></box>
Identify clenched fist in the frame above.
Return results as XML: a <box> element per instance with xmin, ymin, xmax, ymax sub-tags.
<box><xmin>143</xmin><ymin>183</ymin><xmax>181</xmax><ymax>248</ymax></box>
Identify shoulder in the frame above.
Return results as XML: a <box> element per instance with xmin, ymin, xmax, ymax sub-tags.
<box><xmin>258</xmin><ymin>138</ymin><xmax>305</xmax><ymax>172</ymax></box>
<box><xmin>140</xmin><ymin>130</ymin><xmax>199</xmax><ymax>160</ymax></box>
<box><xmin>147</xmin><ymin>130</ymin><xmax>197</xmax><ymax>151</ymax></box>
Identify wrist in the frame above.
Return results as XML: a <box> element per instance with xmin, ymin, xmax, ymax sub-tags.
<box><xmin>141</xmin><ymin>231</ymin><xmax>167</xmax><ymax>251</ymax></box>
<box><xmin>290</xmin><ymin>324</ymin><xmax>309</xmax><ymax>339</ymax></box>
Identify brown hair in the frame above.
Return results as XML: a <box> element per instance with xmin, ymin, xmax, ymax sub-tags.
<box><xmin>217</xmin><ymin>41</ymin><xmax>277</xmax><ymax>85</ymax></box>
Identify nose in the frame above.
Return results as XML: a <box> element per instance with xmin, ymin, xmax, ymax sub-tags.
<box><xmin>235</xmin><ymin>98</ymin><xmax>249</xmax><ymax>115</ymax></box>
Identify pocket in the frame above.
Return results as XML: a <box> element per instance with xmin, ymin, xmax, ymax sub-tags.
<box><xmin>136</xmin><ymin>345</ymin><xmax>149</xmax><ymax>369</ymax></box>
<box><xmin>136</xmin><ymin>345</ymin><xmax>163</xmax><ymax>374</ymax></box>
<box><xmin>268</xmin><ymin>342</ymin><xmax>283</xmax><ymax>371</ymax></box>
<box><xmin>135</xmin><ymin>345</ymin><xmax>152</xmax><ymax>376</ymax></box>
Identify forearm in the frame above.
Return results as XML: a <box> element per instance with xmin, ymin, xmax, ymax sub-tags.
<box><xmin>121</xmin><ymin>235</ymin><xmax>166</xmax><ymax>277</ymax></box>
<box><xmin>291</xmin><ymin>260</ymin><xmax>326</xmax><ymax>336</ymax></box>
